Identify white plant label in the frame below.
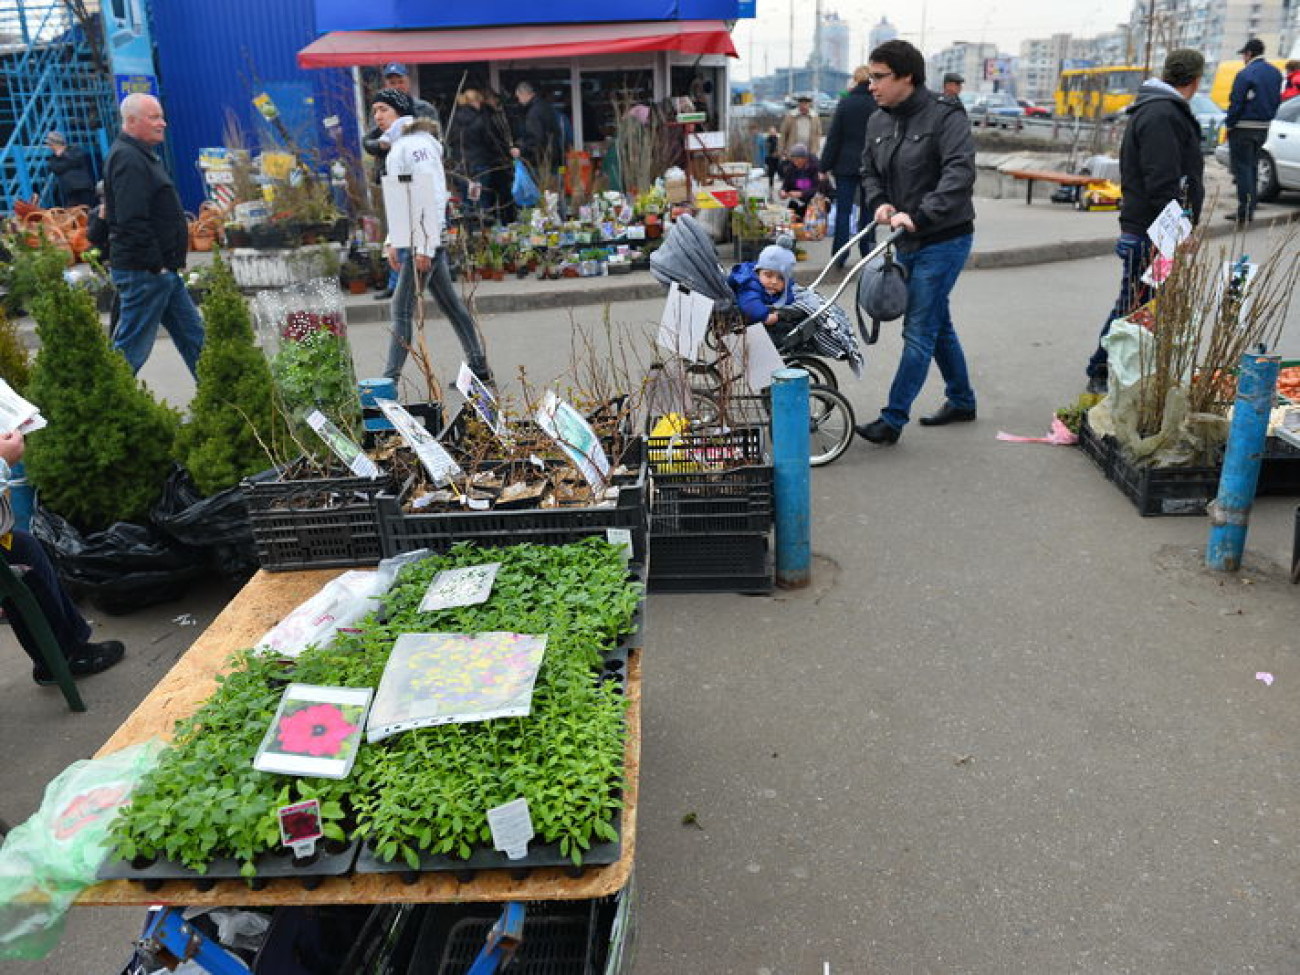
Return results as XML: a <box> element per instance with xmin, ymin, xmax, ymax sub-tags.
<box><xmin>487</xmin><ymin>798</ymin><xmax>535</xmax><ymax>860</ymax></box>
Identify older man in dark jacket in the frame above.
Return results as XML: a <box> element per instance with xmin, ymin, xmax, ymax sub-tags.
<box><xmin>510</xmin><ymin>82</ymin><xmax>564</xmax><ymax>176</ymax></box>
<box><xmin>104</xmin><ymin>92</ymin><xmax>204</xmax><ymax>377</ymax></box>
<box><xmin>1085</xmin><ymin>48</ymin><xmax>1205</xmax><ymax>393</ymax></box>
<box><xmin>856</xmin><ymin>40</ymin><xmax>977</xmax><ymax>445</ymax></box>
<box><xmin>820</xmin><ymin>66</ymin><xmax>878</xmax><ymax>269</ymax></box>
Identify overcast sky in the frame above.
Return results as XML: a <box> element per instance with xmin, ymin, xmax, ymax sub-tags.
<box><xmin>730</xmin><ymin>0</ymin><xmax>1134</xmax><ymax>79</ymax></box>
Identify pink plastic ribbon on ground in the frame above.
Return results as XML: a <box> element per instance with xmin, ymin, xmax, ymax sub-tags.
<box><xmin>996</xmin><ymin>416</ymin><xmax>1078</xmax><ymax>446</ymax></box>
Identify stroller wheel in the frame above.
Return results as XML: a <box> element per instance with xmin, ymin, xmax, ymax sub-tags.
<box><xmin>783</xmin><ymin>354</ymin><xmax>839</xmax><ymax>391</ymax></box>
<box><xmin>808</xmin><ymin>384</ymin><xmax>855</xmax><ymax>467</ymax></box>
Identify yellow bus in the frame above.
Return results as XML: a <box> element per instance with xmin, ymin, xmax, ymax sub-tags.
<box><xmin>1055</xmin><ymin>66</ymin><xmax>1145</xmax><ymax>119</ymax></box>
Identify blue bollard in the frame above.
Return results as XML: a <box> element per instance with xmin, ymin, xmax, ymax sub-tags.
<box><xmin>1206</xmin><ymin>351</ymin><xmax>1280</xmax><ymax>571</ymax></box>
<box><xmin>771</xmin><ymin>368</ymin><xmax>811</xmax><ymax>588</ymax></box>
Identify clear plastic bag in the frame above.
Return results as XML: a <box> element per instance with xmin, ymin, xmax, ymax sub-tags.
<box><xmin>0</xmin><ymin>740</ymin><xmax>162</xmax><ymax>959</ymax></box>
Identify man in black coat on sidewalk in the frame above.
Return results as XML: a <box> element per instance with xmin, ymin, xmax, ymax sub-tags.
<box><xmin>510</xmin><ymin>82</ymin><xmax>564</xmax><ymax>179</ymax></box>
<box><xmin>1084</xmin><ymin>48</ymin><xmax>1205</xmax><ymax>394</ymax></box>
<box><xmin>819</xmin><ymin>66</ymin><xmax>878</xmax><ymax>269</ymax></box>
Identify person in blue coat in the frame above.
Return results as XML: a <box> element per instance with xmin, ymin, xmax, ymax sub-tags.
<box><xmin>1224</xmin><ymin>38</ymin><xmax>1283</xmax><ymax>224</ymax></box>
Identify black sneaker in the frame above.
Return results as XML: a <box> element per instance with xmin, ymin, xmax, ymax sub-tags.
<box><xmin>33</xmin><ymin>640</ymin><xmax>125</xmax><ymax>686</ymax></box>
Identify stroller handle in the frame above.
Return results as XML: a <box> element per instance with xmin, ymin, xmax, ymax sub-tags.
<box><xmin>798</xmin><ymin>226</ymin><xmax>906</xmax><ymax>330</ymax></box>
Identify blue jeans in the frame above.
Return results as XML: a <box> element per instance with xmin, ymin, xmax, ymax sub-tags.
<box><xmin>110</xmin><ymin>268</ymin><xmax>205</xmax><ymax>377</ymax></box>
<box><xmin>1088</xmin><ymin>233</ymin><xmax>1152</xmax><ymax>380</ymax></box>
<box><xmin>1228</xmin><ymin>128</ymin><xmax>1268</xmax><ymax>220</ymax></box>
<box><xmin>384</xmin><ymin>248</ymin><xmax>492</xmax><ymax>383</ymax></box>
<box><xmin>880</xmin><ymin>234</ymin><xmax>974</xmax><ymax>430</ymax></box>
<box><xmin>831</xmin><ymin>175</ymin><xmax>875</xmax><ymax>266</ymax></box>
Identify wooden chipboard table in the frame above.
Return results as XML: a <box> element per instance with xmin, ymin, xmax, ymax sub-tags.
<box><xmin>76</xmin><ymin>568</ymin><xmax>641</xmax><ymax>908</ymax></box>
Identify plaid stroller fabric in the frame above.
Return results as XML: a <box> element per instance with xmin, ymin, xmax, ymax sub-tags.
<box><xmin>786</xmin><ymin>285</ymin><xmax>864</xmax><ymax>378</ymax></box>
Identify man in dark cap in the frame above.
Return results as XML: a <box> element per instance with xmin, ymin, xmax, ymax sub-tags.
<box><xmin>45</xmin><ymin>131</ymin><xmax>96</xmax><ymax>208</ymax></box>
<box><xmin>1224</xmin><ymin>39</ymin><xmax>1282</xmax><ymax>224</ymax></box>
<box><xmin>940</xmin><ymin>72</ymin><xmax>965</xmax><ymax>106</ymax></box>
<box><xmin>1084</xmin><ymin>48</ymin><xmax>1205</xmax><ymax>395</ymax></box>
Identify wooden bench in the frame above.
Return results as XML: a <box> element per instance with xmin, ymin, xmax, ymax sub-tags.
<box><xmin>1003</xmin><ymin>168</ymin><xmax>1098</xmax><ymax>205</ymax></box>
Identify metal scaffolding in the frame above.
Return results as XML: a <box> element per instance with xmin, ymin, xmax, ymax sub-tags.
<box><xmin>0</xmin><ymin>0</ymin><xmax>116</xmax><ymax>210</ymax></box>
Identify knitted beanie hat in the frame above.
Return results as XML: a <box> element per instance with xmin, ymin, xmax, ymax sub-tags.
<box><xmin>755</xmin><ymin>243</ymin><xmax>795</xmax><ymax>279</ymax></box>
<box><xmin>372</xmin><ymin>87</ymin><xmax>414</xmax><ymax>118</ymax></box>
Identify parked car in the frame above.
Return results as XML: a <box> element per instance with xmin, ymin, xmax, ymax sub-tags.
<box><xmin>1214</xmin><ymin>96</ymin><xmax>1300</xmax><ymax>201</ymax></box>
<box><xmin>963</xmin><ymin>92</ymin><xmax>1024</xmax><ymax>129</ymax></box>
<box><xmin>1017</xmin><ymin>98</ymin><xmax>1050</xmax><ymax>118</ymax></box>
<box><xmin>1187</xmin><ymin>92</ymin><xmax>1226</xmax><ymax>154</ymax></box>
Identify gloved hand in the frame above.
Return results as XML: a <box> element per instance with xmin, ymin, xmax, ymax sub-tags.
<box><xmin>774</xmin><ymin>305</ymin><xmax>809</xmax><ymax>325</ymax></box>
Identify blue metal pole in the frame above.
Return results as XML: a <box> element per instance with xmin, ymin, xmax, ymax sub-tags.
<box><xmin>771</xmin><ymin>367</ymin><xmax>810</xmax><ymax>588</ymax></box>
<box><xmin>1207</xmin><ymin>350</ymin><xmax>1280</xmax><ymax>572</ymax></box>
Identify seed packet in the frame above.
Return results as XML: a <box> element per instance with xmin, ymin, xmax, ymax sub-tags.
<box><xmin>366</xmin><ymin>632</ymin><xmax>547</xmax><ymax>743</ymax></box>
<box><xmin>254</xmin><ymin>684</ymin><xmax>373</xmax><ymax>779</ymax></box>
<box><xmin>418</xmin><ymin>562</ymin><xmax>500</xmax><ymax>612</ymax></box>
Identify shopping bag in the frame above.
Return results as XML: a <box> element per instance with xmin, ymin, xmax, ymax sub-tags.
<box><xmin>512</xmin><ymin>159</ymin><xmax>540</xmax><ymax>207</ymax></box>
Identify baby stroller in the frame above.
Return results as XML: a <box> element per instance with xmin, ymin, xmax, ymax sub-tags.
<box><xmin>649</xmin><ymin>215</ymin><xmax>900</xmax><ymax>466</ymax></box>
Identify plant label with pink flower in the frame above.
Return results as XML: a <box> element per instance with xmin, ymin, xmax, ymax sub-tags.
<box><xmin>277</xmin><ymin>798</ymin><xmax>324</xmax><ymax>858</ymax></box>
<box><xmin>254</xmin><ymin>684</ymin><xmax>373</xmax><ymax>779</ymax></box>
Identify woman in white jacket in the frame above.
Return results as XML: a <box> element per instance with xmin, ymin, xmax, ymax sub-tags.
<box><xmin>373</xmin><ymin>88</ymin><xmax>494</xmax><ymax>385</ymax></box>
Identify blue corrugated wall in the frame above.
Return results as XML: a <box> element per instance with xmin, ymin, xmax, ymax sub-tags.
<box><xmin>150</xmin><ymin>0</ymin><xmax>356</xmax><ymax>209</ymax></box>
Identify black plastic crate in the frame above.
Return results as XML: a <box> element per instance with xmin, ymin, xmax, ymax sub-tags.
<box><xmin>242</xmin><ymin>461</ymin><xmax>391</xmax><ymax>571</ymax></box>
<box><xmin>1110</xmin><ymin>449</ymin><xmax>1221</xmax><ymax>517</ymax></box>
<box><xmin>648</xmin><ymin>532</ymin><xmax>773</xmax><ymax>594</ymax></box>
<box><xmin>1076</xmin><ymin>414</ymin><xmax>1113</xmax><ymax>477</ymax></box>
<box><xmin>648</xmin><ymin>426</ymin><xmax>773</xmax><ymax>535</ymax></box>
<box><xmin>375</xmin><ymin>447</ymin><xmax>648</xmax><ymax>562</ymax></box>
<box><xmin>1260</xmin><ymin>435</ymin><xmax>1300</xmax><ymax>496</ymax></box>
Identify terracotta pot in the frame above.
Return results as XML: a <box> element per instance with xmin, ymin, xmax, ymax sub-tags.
<box><xmin>347</xmin><ymin>279</ymin><xmax>367</xmax><ymax>295</ymax></box>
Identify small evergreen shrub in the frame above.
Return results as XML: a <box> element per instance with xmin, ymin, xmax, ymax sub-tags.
<box><xmin>0</xmin><ymin>307</ymin><xmax>31</xmax><ymax>395</ymax></box>
<box><xmin>176</xmin><ymin>256</ymin><xmax>287</xmax><ymax>495</ymax></box>
<box><xmin>25</xmin><ymin>279</ymin><xmax>179</xmax><ymax>530</ymax></box>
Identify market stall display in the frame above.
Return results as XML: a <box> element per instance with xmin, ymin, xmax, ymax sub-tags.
<box><xmin>94</xmin><ymin>539</ymin><xmax>642</xmax><ymax>892</ymax></box>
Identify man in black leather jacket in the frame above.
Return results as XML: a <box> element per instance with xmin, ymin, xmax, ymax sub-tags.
<box><xmin>856</xmin><ymin>39</ymin><xmax>977</xmax><ymax>445</ymax></box>
<box><xmin>103</xmin><ymin>93</ymin><xmax>204</xmax><ymax>376</ymax></box>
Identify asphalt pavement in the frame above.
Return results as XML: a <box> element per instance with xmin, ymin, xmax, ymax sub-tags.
<box><xmin>3</xmin><ymin>184</ymin><xmax>1300</xmax><ymax>974</ymax></box>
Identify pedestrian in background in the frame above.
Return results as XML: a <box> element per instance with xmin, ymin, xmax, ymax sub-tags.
<box><xmin>939</xmin><ymin>72</ymin><xmax>965</xmax><ymax>106</ymax></box>
<box><xmin>45</xmin><ymin>131</ymin><xmax>96</xmax><ymax>209</ymax></box>
<box><xmin>819</xmin><ymin>65</ymin><xmax>878</xmax><ymax>269</ymax></box>
<box><xmin>762</xmin><ymin>125</ymin><xmax>781</xmax><ymax>192</ymax></box>
<box><xmin>1224</xmin><ymin>38</ymin><xmax>1282</xmax><ymax>225</ymax></box>
<box><xmin>103</xmin><ymin>93</ymin><xmax>204</xmax><ymax>377</ymax></box>
<box><xmin>777</xmin><ymin>144</ymin><xmax>822</xmax><ymax>220</ymax></box>
<box><xmin>510</xmin><ymin>81</ymin><xmax>563</xmax><ymax>183</ymax></box>
<box><xmin>856</xmin><ymin>39</ymin><xmax>977</xmax><ymax>445</ymax></box>
<box><xmin>446</xmin><ymin>88</ymin><xmax>504</xmax><ymax>229</ymax></box>
<box><xmin>371</xmin><ymin>88</ymin><xmax>494</xmax><ymax>388</ymax></box>
<box><xmin>1085</xmin><ymin>49</ymin><xmax>1205</xmax><ymax>395</ymax></box>
<box><xmin>1283</xmin><ymin>61</ymin><xmax>1300</xmax><ymax>101</ymax></box>
<box><xmin>779</xmin><ymin>95</ymin><xmax>823</xmax><ymax>157</ymax></box>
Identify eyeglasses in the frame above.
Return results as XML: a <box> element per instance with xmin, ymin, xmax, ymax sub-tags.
<box><xmin>868</xmin><ymin>71</ymin><xmax>895</xmax><ymax>83</ymax></box>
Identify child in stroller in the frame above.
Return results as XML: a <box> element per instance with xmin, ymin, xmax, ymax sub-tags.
<box><xmin>726</xmin><ymin>237</ymin><xmax>864</xmax><ymax>378</ymax></box>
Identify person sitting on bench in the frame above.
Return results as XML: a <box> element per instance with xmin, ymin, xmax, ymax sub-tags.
<box><xmin>0</xmin><ymin>431</ymin><xmax>125</xmax><ymax>686</ymax></box>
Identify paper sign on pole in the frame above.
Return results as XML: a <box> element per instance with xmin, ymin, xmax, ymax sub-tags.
<box><xmin>1147</xmin><ymin>199</ymin><xmax>1192</xmax><ymax>260</ymax></box>
<box><xmin>656</xmin><ymin>284</ymin><xmax>714</xmax><ymax>361</ymax></box>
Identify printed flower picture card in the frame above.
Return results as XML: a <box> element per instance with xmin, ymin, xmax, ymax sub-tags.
<box><xmin>254</xmin><ymin>684</ymin><xmax>373</xmax><ymax>779</ymax></box>
<box><xmin>366</xmin><ymin>632</ymin><xmax>548</xmax><ymax>743</ymax></box>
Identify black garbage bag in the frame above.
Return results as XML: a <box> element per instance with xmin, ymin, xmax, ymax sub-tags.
<box><xmin>151</xmin><ymin>465</ymin><xmax>262</xmax><ymax>581</ymax></box>
<box><xmin>30</xmin><ymin>502</ymin><xmax>208</xmax><ymax>615</ymax></box>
